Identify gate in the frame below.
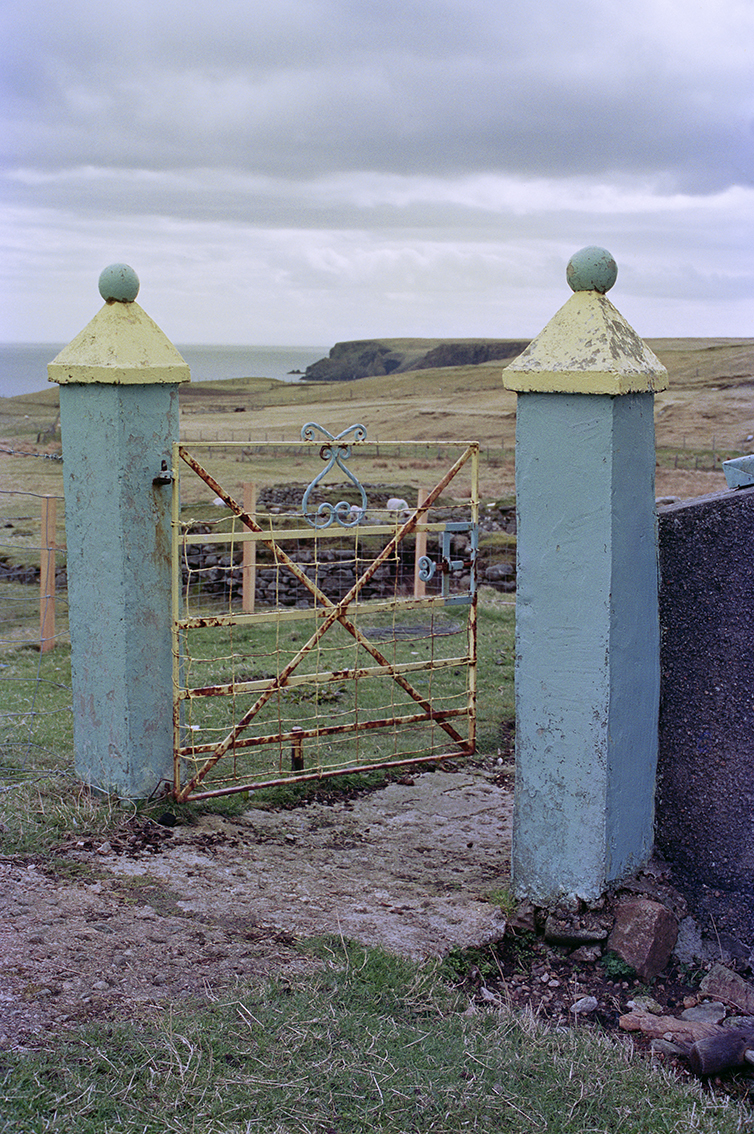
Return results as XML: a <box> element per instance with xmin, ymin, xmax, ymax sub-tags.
<box><xmin>171</xmin><ymin>425</ymin><xmax>478</xmax><ymax>801</ymax></box>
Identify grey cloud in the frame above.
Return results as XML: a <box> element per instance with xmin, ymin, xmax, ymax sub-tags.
<box><xmin>2</xmin><ymin>0</ymin><xmax>753</xmax><ymax>343</ymax></box>
<box><xmin>2</xmin><ymin>0</ymin><xmax>752</xmax><ymax>194</ymax></box>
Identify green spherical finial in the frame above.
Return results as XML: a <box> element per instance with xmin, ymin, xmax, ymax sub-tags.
<box><xmin>566</xmin><ymin>247</ymin><xmax>617</xmax><ymax>294</ymax></box>
<box><xmin>98</xmin><ymin>263</ymin><xmax>140</xmax><ymax>303</ymax></box>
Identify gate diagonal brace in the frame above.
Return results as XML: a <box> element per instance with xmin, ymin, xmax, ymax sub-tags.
<box><xmin>175</xmin><ymin>444</ymin><xmax>477</xmax><ymax>800</ymax></box>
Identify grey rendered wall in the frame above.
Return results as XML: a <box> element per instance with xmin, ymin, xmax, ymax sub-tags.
<box><xmin>656</xmin><ymin>486</ymin><xmax>754</xmax><ymax>945</ymax></box>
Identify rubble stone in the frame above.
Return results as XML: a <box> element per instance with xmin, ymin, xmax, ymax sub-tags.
<box><xmin>607</xmin><ymin>898</ymin><xmax>678</xmax><ymax>980</ymax></box>
<box><xmin>699</xmin><ymin>963</ymin><xmax>754</xmax><ymax>1014</ymax></box>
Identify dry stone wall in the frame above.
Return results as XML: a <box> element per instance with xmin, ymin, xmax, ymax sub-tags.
<box><xmin>183</xmin><ymin>484</ymin><xmax>517</xmax><ymax>603</ymax></box>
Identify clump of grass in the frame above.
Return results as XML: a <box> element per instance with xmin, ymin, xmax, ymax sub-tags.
<box><xmin>483</xmin><ymin>885</ymin><xmax>519</xmax><ymax>917</ymax></box>
<box><xmin>0</xmin><ymin>772</ymin><xmax>121</xmax><ymax>855</ymax></box>
<box><xmin>2</xmin><ymin>939</ymin><xmax>749</xmax><ymax>1134</ymax></box>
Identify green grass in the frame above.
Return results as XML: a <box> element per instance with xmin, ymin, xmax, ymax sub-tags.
<box><xmin>2</xmin><ymin>938</ymin><xmax>749</xmax><ymax>1134</ymax></box>
<box><xmin>654</xmin><ymin>446</ymin><xmax>740</xmax><ymax>475</ymax></box>
<box><xmin>174</xmin><ymin>585</ymin><xmax>514</xmax><ymax>796</ymax></box>
<box><xmin>177</xmin><ymin>605</ymin><xmax>478</xmax><ymax>793</ymax></box>
<box><xmin>0</xmin><ymin>591</ymin><xmax>515</xmax><ymax>849</ymax></box>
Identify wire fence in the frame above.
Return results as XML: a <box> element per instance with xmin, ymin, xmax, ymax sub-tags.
<box><xmin>0</xmin><ymin>441</ymin><xmax>516</xmax><ymax>792</ymax></box>
<box><xmin>0</xmin><ymin>454</ymin><xmax>73</xmax><ymax>782</ymax></box>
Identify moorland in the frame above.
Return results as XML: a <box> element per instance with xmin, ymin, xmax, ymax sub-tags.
<box><xmin>1</xmin><ymin>335</ymin><xmax>752</xmax><ymax>506</ymax></box>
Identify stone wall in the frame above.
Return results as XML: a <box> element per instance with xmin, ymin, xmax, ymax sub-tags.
<box><xmin>656</xmin><ymin>486</ymin><xmax>754</xmax><ymax>948</ymax></box>
<box><xmin>184</xmin><ymin>487</ymin><xmax>517</xmax><ymax>602</ymax></box>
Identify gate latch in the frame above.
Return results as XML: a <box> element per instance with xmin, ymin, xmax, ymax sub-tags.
<box><xmin>153</xmin><ymin>459</ymin><xmax>173</xmax><ymax>486</ymax></box>
<box><xmin>417</xmin><ymin>521</ymin><xmax>477</xmax><ymax>601</ymax></box>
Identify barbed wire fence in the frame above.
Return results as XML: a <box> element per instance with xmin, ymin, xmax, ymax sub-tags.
<box><xmin>0</xmin><ymin>448</ymin><xmax>73</xmax><ymax>786</ymax></box>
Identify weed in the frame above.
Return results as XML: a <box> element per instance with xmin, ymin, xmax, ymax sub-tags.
<box><xmin>507</xmin><ymin>928</ymin><xmax>539</xmax><ymax>973</ymax></box>
<box><xmin>441</xmin><ymin>943</ymin><xmax>501</xmax><ymax>983</ymax></box>
<box><xmin>601</xmin><ymin>950</ymin><xmax>638</xmax><ymax>981</ymax></box>
<box><xmin>483</xmin><ymin>885</ymin><xmax>518</xmax><ymax>916</ymax></box>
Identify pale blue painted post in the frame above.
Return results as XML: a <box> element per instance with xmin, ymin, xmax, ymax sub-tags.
<box><xmin>48</xmin><ymin>266</ymin><xmax>191</xmax><ymax>799</ymax></box>
<box><xmin>503</xmin><ymin>248</ymin><xmax>668</xmax><ymax>904</ymax></box>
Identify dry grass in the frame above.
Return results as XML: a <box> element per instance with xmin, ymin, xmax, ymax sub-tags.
<box><xmin>3</xmin><ymin>939</ymin><xmax>751</xmax><ymax>1133</ymax></box>
<box><xmin>1</xmin><ymin>337</ymin><xmax>751</xmax><ymax>507</ymax></box>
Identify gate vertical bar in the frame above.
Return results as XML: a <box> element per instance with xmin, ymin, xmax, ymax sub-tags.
<box><xmin>242</xmin><ymin>482</ymin><xmax>257</xmax><ymax>613</ymax></box>
<box><xmin>504</xmin><ymin>248</ymin><xmax>668</xmax><ymax>904</ymax></box>
<box><xmin>413</xmin><ymin>488</ymin><xmax>429</xmax><ymax>599</ymax></box>
<box><xmin>48</xmin><ymin>265</ymin><xmax>191</xmax><ymax>799</ymax></box>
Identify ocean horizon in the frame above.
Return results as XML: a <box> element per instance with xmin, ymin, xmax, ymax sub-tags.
<box><xmin>0</xmin><ymin>343</ymin><xmax>330</xmax><ymax>399</ymax></box>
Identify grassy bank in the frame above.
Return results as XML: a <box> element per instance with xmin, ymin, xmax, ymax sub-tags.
<box><xmin>2</xmin><ymin>938</ymin><xmax>749</xmax><ymax>1134</ymax></box>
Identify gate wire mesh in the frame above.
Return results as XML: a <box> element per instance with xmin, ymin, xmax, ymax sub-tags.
<box><xmin>172</xmin><ymin>438</ymin><xmax>478</xmax><ymax>800</ymax></box>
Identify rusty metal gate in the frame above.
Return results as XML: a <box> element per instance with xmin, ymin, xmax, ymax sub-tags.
<box><xmin>171</xmin><ymin>425</ymin><xmax>478</xmax><ymax>801</ymax></box>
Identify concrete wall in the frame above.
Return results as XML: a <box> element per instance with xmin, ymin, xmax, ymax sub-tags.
<box><xmin>656</xmin><ymin>486</ymin><xmax>754</xmax><ymax>945</ymax></box>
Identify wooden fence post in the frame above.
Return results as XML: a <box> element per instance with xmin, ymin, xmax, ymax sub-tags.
<box><xmin>242</xmin><ymin>482</ymin><xmax>256</xmax><ymax>613</ymax></box>
<box><xmin>413</xmin><ymin>488</ymin><xmax>429</xmax><ymax>599</ymax></box>
<box><xmin>39</xmin><ymin>495</ymin><xmax>56</xmax><ymax>653</ymax></box>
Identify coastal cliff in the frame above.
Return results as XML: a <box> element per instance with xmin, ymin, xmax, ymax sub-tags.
<box><xmin>303</xmin><ymin>338</ymin><xmax>530</xmax><ymax>382</ymax></box>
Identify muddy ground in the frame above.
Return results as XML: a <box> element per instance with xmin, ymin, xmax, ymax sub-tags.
<box><xmin>1</xmin><ymin>768</ymin><xmax>516</xmax><ymax>1049</ymax></box>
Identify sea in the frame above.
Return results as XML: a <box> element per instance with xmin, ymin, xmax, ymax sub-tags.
<box><xmin>0</xmin><ymin>343</ymin><xmax>330</xmax><ymax>399</ymax></box>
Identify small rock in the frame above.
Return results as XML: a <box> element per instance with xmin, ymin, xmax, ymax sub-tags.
<box><xmin>699</xmin><ymin>964</ymin><xmax>754</xmax><ymax>1015</ymax></box>
<box><xmin>134</xmin><ymin>905</ymin><xmax>157</xmax><ymax>920</ymax></box>
<box><xmin>571</xmin><ymin>996</ymin><xmax>598</xmax><ymax>1015</ymax></box>
<box><xmin>724</xmin><ymin>1015</ymin><xmax>754</xmax><ymax>1030</ymax></box>
<box><xmin>570</xmin><ymin>945</ymin><xmax>602</xmax><ymax>963</ymax></box>
<box><xmin>681</xmin><ymin>1001</ymin><xmax>726</xmax><ymax>1024</ymax></box>
<box><xmin>651</xmin><ymin>1038</ymin><xmax>686</xmax><ymax>1057</ymax></box>
<box><xmin>627</xmin><ymin>995</ymin><xmax>664</xmax><ymax>1015</ymax></box>
<box><xmin>92</xmin><ymin>980</ymin><xmax>110</xmax><ymax>991</ymax></box>
<box><xmin>507</xmin><ymin>900</ymin><xmax>538</xmax><ymax>934</ymax></box>
<box><xmin>607</xmin><ymin>899</ymin><xmax>678</xmax><ymax>981</ymax></box>
<box><xmin>674</xmin><ymin>917</ymin><xmax>706</xmax><ymax>965</ymax></box>
<box><xmin>95</xmin><ymin>841</ymin><xmax>112</xmax><ymax>856</ymax></box>
<box><xmin>479</xmin><ymin>987</ymin><xmax>502</xmax><ymax>1005</ymax></box>
<box><xmin>544</xmin><ymin>913</ymin><xmax>610</xmax><ymax>947</ymax></box>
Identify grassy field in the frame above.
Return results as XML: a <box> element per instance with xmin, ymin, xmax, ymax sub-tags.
<box><xmin>2</xmin><ymin>624</ymin><xmax>752</xmax><ymax>1134</ymax></box>
<box><xmin>2</xmin><ymin>336</ymin><xmax>752</xmax><ymax>507</ymax></box>
<box><xmin>0</xmin><ymin>584</ymin><xmax>514</xmax><ymax>843</ymax></box>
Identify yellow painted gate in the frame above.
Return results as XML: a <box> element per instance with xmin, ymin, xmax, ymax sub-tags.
<box><xmin>171</xmin><ymin>426</ymin><xmax>478</xmax><ymax>801</ymax></box>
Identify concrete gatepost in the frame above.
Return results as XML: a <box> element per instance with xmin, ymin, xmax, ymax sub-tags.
<box><xmin>48</xmin><ymin>265</ymin><xmax>191</xmax><ymax>799</ymax></box>
<box><xmin>503</xmin><ymin>247</ymin><xmax>668</xmax><ymax>904</ymax></box>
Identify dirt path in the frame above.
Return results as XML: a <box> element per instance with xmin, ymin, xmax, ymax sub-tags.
<box><xmin>0</xmin><ymin>770</ymin><xmax>513</xmax><ymax>1049</ymax></box>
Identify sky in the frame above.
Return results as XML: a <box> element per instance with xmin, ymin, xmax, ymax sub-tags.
<box><xmin>1</xmin><ymin>0</ymin><xmax>753</xmax><ymax>347</ymax></box>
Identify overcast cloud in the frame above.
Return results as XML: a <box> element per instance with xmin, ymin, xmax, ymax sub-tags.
<box><xmin>1</xmin><ymin>0</ymin><xmax>752</xmax><ymax>346</ymax></box>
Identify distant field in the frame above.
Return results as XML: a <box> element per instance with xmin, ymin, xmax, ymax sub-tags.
<box><xmin>1</xmin><ymin>337</ymin><xmax>752</xmax><ymax>504</ymax></box>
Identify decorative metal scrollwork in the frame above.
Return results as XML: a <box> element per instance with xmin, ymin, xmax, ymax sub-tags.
<box><xmin>300</xmin><ymin>422</ymin><xmax>369</xmax><ymax>528</ymax></box>
<box><xmin>417</xmin><ymin>555</ymin><xmax>436</xmax><ymax>582</ymax></box>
